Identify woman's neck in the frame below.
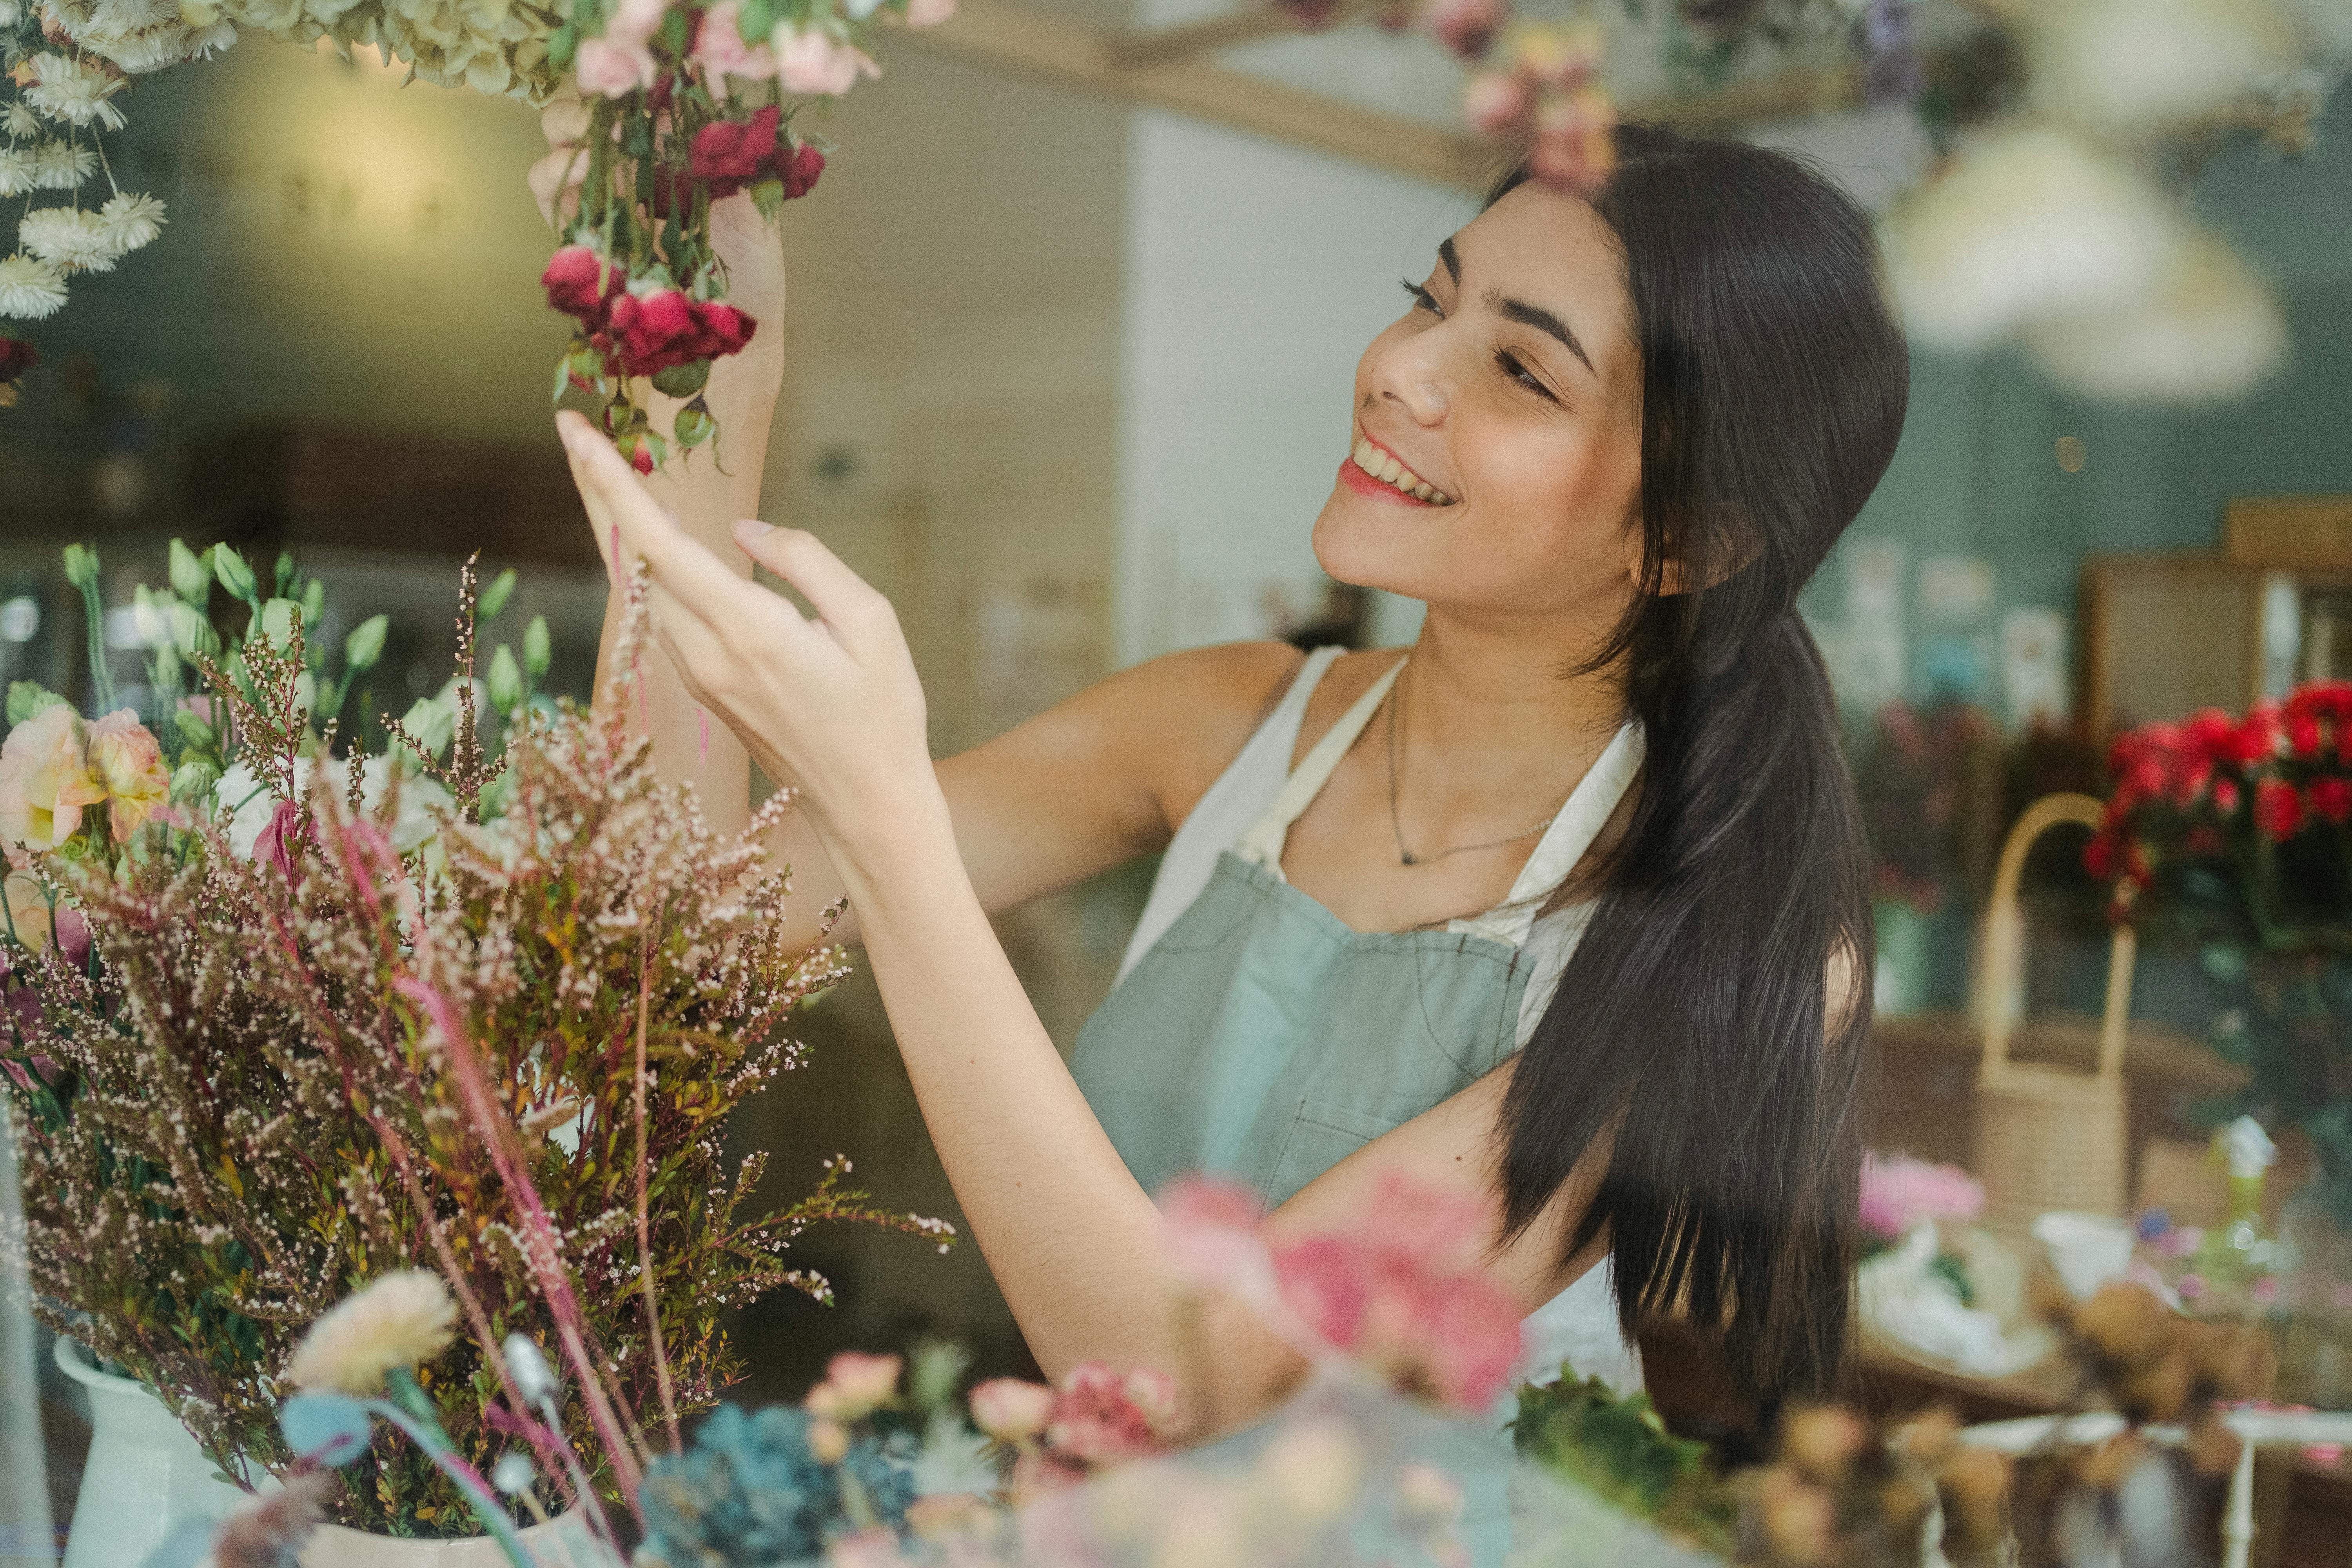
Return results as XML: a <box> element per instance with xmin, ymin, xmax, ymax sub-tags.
<box><xmin>1397</xmin><ymin>604</ymin><xmax>1628</xmax><ymax>784</ymax></box>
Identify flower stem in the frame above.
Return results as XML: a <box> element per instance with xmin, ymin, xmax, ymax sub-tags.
<box><xmin>369</xmin><ymin>1383</ymin><xmax>536</xmax><ymax>1568</ymax></box>
<box><xmin>634</xmin><ymin>935</ymin><xmax>681</xmax><ymax>1454</ymax></box>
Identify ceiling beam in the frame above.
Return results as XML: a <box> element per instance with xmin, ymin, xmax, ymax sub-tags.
<box><xmin>890</xmin><ymin>0</ymin><xmax>1494</xmax><ymax>188</ymax></box>
<box><xmin>1107</xmin><ymin>6</ymin><xmax>1319</xmax><ymax>69</ymax></box>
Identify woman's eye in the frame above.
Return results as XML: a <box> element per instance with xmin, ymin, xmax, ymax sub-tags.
<box><xmin>1495</xmin><ymin>349</ymin><xmax>1554</xmax><ymax>401</ymax></box>
<box><xmin>1400</xmin><ymin>278</ymin><xmax>1441</xmax><ymax>315</ymax></box>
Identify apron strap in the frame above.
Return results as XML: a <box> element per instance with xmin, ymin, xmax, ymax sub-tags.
<box><xmin>1453</xmin><ymin>719</ymin><xmax>1646</xmax><ymax>949</ymax></box>
<box><xmin>1233</xmin><ymin>655</ymin><xmax>1408</xmax><ymax>878</ymax></box>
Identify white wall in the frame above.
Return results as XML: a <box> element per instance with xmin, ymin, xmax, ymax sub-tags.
<box><xmin>1113</xmin><ymin>111</ymin><xmax>1478</xmax><ymax>664</ymax></box>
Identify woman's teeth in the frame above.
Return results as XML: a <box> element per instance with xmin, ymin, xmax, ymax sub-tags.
<box><xmin>1352</xmin><ymin>439</ymin><xmax>1455</xmax><ymax>505</ymax></box>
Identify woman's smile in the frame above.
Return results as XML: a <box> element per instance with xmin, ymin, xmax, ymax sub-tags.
<box><xmin>1343</xmin><ymin>426</ymin><xmax>1457</xmax><ymax>506</ymax></box>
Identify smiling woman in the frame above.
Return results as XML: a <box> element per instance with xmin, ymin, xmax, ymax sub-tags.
<box><xmin>557</xmin><ymin>118</ymin><xmax>1905</xmax><ymax>1555</ymax></box>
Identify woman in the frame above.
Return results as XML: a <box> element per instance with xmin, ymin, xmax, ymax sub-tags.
<box><xmin>545</xmin><ymin>122</ymin><xmax>1903</xmax><ymax>1444</ymax></box>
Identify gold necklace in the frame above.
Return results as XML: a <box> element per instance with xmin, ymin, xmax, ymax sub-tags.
<box><xmin>1384</xmin><ymin>673</ymin><xmax>1561</xmax><ymax>867</ymax></box>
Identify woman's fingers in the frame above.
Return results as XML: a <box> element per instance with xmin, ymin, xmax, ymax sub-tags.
<box><xmin>728</xmin><ymin>519</ymin><xmax>897</xmax><ymax>654</ymax></box>
<box><xmin>528</xmin><ymin>96</ymin><xmax>592</xmax><ymax>225</ymax></box>
<box><xmin>541</xmin><ymin>95</ymin><xmax>590</xmax><ymax>148</ymax></box>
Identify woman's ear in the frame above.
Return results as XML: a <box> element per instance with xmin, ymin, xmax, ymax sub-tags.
<box><xmin>1618</xmin><ymin>500</ymin><xmax>1699</xmax><ymax>598</ymax></box>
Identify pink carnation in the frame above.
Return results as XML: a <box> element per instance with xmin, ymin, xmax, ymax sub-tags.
<box><xmin>969</xmin><ymin>1377</ymin><xmax>1054</xmax><ymax>1441</ymax></box>
<box><xmin>87</xmin><ymin>710</ymin><xmax>168</xmax><ymax>838</ymax></box>
<box><xmin>1042</xmin><ymin>1362</ymin><xmax>1178</xmax><ymax>1465</ymax></box>
<box><xmin>1858</xmin><ymin>1152</ymin><xmax>1984</xmax><ymax>1241</ymax></box>
<box><xmin>694</xmin><ymin>1</ymin><xmax>777</xmax><ymax>89</ymax></box>
<box><xmin>603</xmin><ymin>0</ymin><xmax>668</xmax><ymax>49</ymax></box>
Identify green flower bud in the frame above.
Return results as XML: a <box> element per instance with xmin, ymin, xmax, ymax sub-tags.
<box><xmin>672</xmin><ymin>401</ymin><xmax>716</xmax><ymax>451</ymax></box>
<box><xmin>166</xmin><ymin>599</ymin><xmax>213</xmax><ymax>659</ymax></box>
<box><xmin>399</xmin><ymin>696</ymin><xmax>457</xmax><ymax>760</ymax></box>
<box><xmin>523</xmin><ymin>614</ymin><xmax>551</xmax><ymax>679</ymax></box>
<box><xmin>487</xmin><ymin>644</ymin><xmax>523</xmax><ymax>716</ymax></box>
<box><xmin>171</xmin><ymin>759</ymin><xmax>221</xmax><ymax>805</ymax></box>
<box><xmin>259</xmin><ymin>597</ymin><xmax>300</xmax><ymax>650</ymax></box>
<box><xmin>212</xmin><ymin>544</ymin><xmax>259</xmax><ymax>605</ymax></box>
<box><xmin>478</xmin><ymin>567</ymin><xmax>518</xmax><ymax>624</ymax></box>
<box><xmin>344</xmin><ymin>613</ymin><xmax>389</xmax><ymax>673</ymax></box>
<box><xmin>292</xmin><ymin>670</ymin><xmax>315</xmax><ymax>724</ymax></box>
<box><xmin>652</xmin><ymin>358</ymin><xmax>710</xmax><ymax>400</ymax></box>
<box><xmin>6</xmin><ymin>682</ymin><xmax>67</xmax><ymax>727</ymax></box>
<box><xmin>152</xmin><ymin>641</ymin><xmax>181</xmax><ymax>689</ymax></box>
<box><xmin>60</xmin><ymin>543</ymin><xmax>98</xmax><ymax>591</ymax></box>
<box><xmin>168</xmin><ymin>538</ymin><xmax>209</xmax><ymax>603</ymax></box>
<box><xmin>174</xmin><ymin>706</ymin><xmax>216</xmax><ymax>750</ymax></box>
<box><xmin>301</xmin><ymin>578</ymin><xmax>325</xmax><ymax>632</ymax></box>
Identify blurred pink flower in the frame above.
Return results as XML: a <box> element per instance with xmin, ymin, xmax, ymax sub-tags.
<box><xmin>603</xmin><ymin>0</ymin><xmax>668</xmax><ymax>49</ymax></box>
<box><xmin>575</xmin><ymin>35</ymin><xmax>659</xmax><ymax>96</ymax></box>
<box><xmin>904</xmin><ymin>0</ymin><xmax>956</xmax><ymax>25</ymax></box>
<box><xmin>86</xmin><ymin>710</ymin><xmax>168</xmax><ymax>838</ymax></box>
<box><xmin>2250</xmin><ymin>1274</ymin><xmax>2279</xmax><ymax>1306</ymax></box>
<box><xmin>1421</xmin><ymin>0</ymin><xmax>1501</xmax><ymax>59</ymax></box>
<box><xmin>0</xmin><ymin>704</ymin><xmax>103</xmax><ymax>855</ymax></box>
<box><xmin>1463</xmin><ymin>71</ymin><xmax>1529</xmax><ymax>137</ymax></box>
<box><xmin>254</xmin><ymin>799</ymin><xmax>309</xmax><ymax>880</ymax></box>
<box><xmin>695</xmin><ymin>2</ymin><xmax>777</xmax><ymax>88</ymax></box>
<box><xmin>969</xmin><ymin>1376</ymin><xmax>1054</xmax><ymax>1441</ymax></box>
<box><xmin>772</xmin><ymin>26</ymin><xmax>878</xmax><ymax>96</ymax></box>
<box><xmin>1858</xmin><ymin>1152</ymin><xmax>1984</xmax><ymax>1240</ymax></box>
<box><xmin>1043</xmin><ymin>1361</ymin><xmax>1179</xmax><ymax>1464</ymax></box>
<box><xmin>1159</xmin><ymin>1174</ymin><xmax>1278</xmax><ymax>1306</ymax></box>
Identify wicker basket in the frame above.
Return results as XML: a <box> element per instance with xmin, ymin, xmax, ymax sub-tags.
<box><xmin>1971</xmin><ymin>793</ymin><xmax>2138</xmax><ymax>1248</ymax></box>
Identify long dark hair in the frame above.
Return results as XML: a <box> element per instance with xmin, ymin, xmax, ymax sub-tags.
<box><xmin>1494</xmin><ymin>125</ymin><xmax>1906</xmax><ymax>1397</ymax></box>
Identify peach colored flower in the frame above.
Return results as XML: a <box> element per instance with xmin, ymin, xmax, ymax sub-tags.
<box><xmin>904</xmin><ymin>0</ymin><xmax>956</xmax><ymax>27</ymax></box>
<box><xmin>0</xmin><ymin>871</ymin><xmax>85</xmax><ymax>961</ymax></box>
<box><xmin>805</xmin><ymin>1350</ymin><xmax>900</xmax><ymax>1420</ymax></box>
<box><xmin>0</xmin><ymin>704</ymin><xmax>103</xmax><ymax>854</ymax></box>
<box><xmin>771</xmin><ymin>25</ymin><xmax>878</xmax><ymax>95</ymax></box>
<box><xmin>968</xmin><ymin>1376</ymin><xmax>1054</xmax><ymax>1441</ymax></box>
<box><xmin>86</xmin><ymin>710</ymin><xmax>168</xmax><ymax>838</ymax></box>
<box><xmin>695</xmin><ymin>1</ymin><xmax>777</xmax><ymax>89</ymax></box>
<box><xmin>575</xmin><ymin>35</ymin><xmax>658</xmax><ymax>96</ymax></box>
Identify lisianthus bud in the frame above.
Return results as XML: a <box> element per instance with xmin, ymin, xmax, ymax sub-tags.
<box><xmin>168</xmin><ymin>538</ymin><xmax>209</xmax><ymax>603</ymax></box>
<box><xmin>171</xmin><ymin>759</ymin><xmax>219</xmax><ymax>804</ymax></box>
<box><xmin>486</xmin><ymin>645</ymin><xmax>523</xmax><ymax>715</ymax></box>
<box><xmin>478</xmin><ymin>568</ymin><xmax>518</xmax><ymax>623</ymax></box>
<box><xmin>59</xmin><ymin>543</ymin><xmax>97</xmax><ymax>591</ymax></box>
<box><xmin>258</xmin><ymin>597</ymin><xmax>301</xmax><ymax>651</ymax></box>
<box><xmin>212</xmin><ymin>544</ymin><xmax>259</xmax><ymax>606</ymax></box>
<box><xmin>523</xmin><ymin>615</ymin><xmax>551</xmax><ymax>679</ymax></box>
<box><xmin>344</xmin><ymin>614</ymin><xmax>388</xmax><ymax>673</ymax></box>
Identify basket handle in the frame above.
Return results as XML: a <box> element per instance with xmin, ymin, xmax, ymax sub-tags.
<box><xmin>1979</xmin><ymin>792</ymin><xmax>2138</xmax><ymax>1084</ymax></box>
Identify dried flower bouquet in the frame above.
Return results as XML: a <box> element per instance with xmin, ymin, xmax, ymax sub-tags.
<box><xmin>0</xmin><ymin>545</ymin><xmax>947</xmax><ymax>1535</ymax></box>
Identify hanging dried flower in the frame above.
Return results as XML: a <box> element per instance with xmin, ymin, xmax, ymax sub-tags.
<box><xmin>0</xmin><ymin>254</ymin><xmax>67</xmax><ymax>319</ymax></box>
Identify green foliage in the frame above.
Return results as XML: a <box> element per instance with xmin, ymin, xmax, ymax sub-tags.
<box><xmin>1509</xmin><ymin>1370</ymin><xmax>1735</xmax><ymax>1554</ymax></box>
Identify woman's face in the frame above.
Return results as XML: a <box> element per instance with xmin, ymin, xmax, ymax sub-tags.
<box><xmin>1312</xmin><ymin>183</ymin><xmax>1647</xmax><ymax>632</ymax></box>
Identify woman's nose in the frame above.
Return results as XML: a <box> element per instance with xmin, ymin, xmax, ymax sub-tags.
<box><xmin>1372</xmin><ymin>336</ymin><xmax>1450</xmax><ymax>425</ymax></box>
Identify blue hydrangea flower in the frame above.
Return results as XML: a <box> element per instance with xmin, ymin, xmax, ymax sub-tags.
<box><xmin>634</xmin><ymin>1404</ymin><xmax>918</xmax><ymax>1568</ymax></box>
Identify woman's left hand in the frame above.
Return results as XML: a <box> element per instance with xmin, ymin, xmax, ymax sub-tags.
<box><xmin>557</xmin><ymin>410</ymin><xmax>935</xmax><ymax>853</ymax></box>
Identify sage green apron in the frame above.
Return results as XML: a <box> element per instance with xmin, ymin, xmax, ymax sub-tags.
<box><xmin>1066</xmin><ymin>653</ymin><xmax>1643</xmax><ymax>1559</ymax></box>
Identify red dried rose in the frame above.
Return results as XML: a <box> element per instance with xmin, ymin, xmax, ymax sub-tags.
<box><xmin>2213</xmin><ymin>777</ymin><xmax>2241</xmax><ymax>816</ymax></box>
<box><xmin>690</xmin><ymin>299</ymin><xmax>757</xmax><ymax>359</ymax></box>
<box><xmin>604</xmin><ymin>287</ymin><xmax>703</xmax><ymax>376</ymax></box>
<box><xmin>690</xmin><ymin>105</ymin><xmax>782</xmax><ymax>194</ymax></box>
<box><xmin>542</xmin><ymin>245</ymin><xmax>624</xmax><ymax>327</ymax></box>
<box><xmin>779</xmin><ymin>140</ymin><xmax>825</xmax><ymax>199</ymax></box>
<box><xmin>0</xmin><ymin>335</ymin><xmax>36</xmax><ymax>384</ymax></box>
<box><xmin>2312</xmin><ymin>776</ymin><xmax>2352</xmax><ymax>824</ymax></box>
<box><xmin>2256</xmin><ymin>779</ymin><xmax>2303</xmax><ymax>842</ymax></box>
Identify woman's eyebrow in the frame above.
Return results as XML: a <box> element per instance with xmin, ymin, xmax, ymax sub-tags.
<box><xmin>1486</xmin><ymin>290</ymin><xmax>1596</xmax><ymax>376</ymax></box>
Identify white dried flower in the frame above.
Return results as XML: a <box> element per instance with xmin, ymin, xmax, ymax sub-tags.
<box><xmin>1883</xmin><ymin>124</ymin><xmax>2185</xmax><ymax>350</ymax></box>
<box><xmin>3</xmin><ymin>104</ymin><xmax>39</xmax><ymax>138</ymax></box>
<box><xmin>24</xmin><ymin>54</ymin><xmax>130</xmax><ymax>131</ymax></box>
<box><xmin>501</xmin><ymin>1331</ymin><xmax>558</xmax><ymax>1404</ymax></box>
<box><xmin>96</xmin><ymin>191</ymin><xmax>165</xmax><ymax>252</ymax></box>
<box><xmin>286</xmin><ymin>1270</ymin><xmax>458</xmax><ymax>1394</ymax></box>
<box><xmin>0</xmin><ymin>147</ymin><xmax>33</xmax><ymax>200</ymax></box>
<box><xmin>2026</xmin><ymin>0</ymin><xmax>2299</xmax><ymax>140</ymax></box>
<box><xmin>32</xmin><ymin>138</ymin><xmax>97</xmax><ymax>189</ymax></box>
<box><xmin>19</xmin><ymin>207</ymin><xmax>118</xmax><ymax>271</ymax></box>
<box><xmin>0</xmin><ymin>254</ymin><xmax>69</xmax><ymax>320</ymax></box>
<box><xmin>89</xmin><ymin>0</ymin><xmax>177</xmax><ymax>33</ymax></box>
<box><xmin>2024</xmin><ymin>229</ymin><xmax>2288</xmax><ymax>405</ymax></box>
<box><xmin>0</xmin><ymin>0</ymin><xmax>20</xmax><ymax>23</ymax></box>
<box><xmin>490</xmin><ymin>1452</ymin><xmax>537</xmax><ymax>1496</ymax></box>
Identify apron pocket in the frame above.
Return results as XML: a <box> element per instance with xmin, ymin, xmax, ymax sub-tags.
<box><xmin>1261</xmin><ymin>1096</ymin><xmax>1400</xmax><ymax>1207</ymax></box>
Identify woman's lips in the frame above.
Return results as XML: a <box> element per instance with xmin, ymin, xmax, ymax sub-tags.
<box><xmin>1338</xmin><ymin>456</ymin><xmax>1440</xmax><ymax>506</ymax></box>
<box><xmin>1350</xmin><ymin>434</ymin><xmax>1455</xmax><ymax>504</ymax></box>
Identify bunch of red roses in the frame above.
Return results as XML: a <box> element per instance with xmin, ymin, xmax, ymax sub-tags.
<box><xmin>543</xmin><ymin>241</ymin><xmax>762</xmax><ymax>469</ymax></box>
<box><xmin>2085</xmin><ymin>683</ymin><xmax>2352</xmax><ymax>897</ymax></box>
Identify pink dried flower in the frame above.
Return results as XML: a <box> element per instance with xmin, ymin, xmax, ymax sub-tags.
<box><xmin>603</xmin><ymin>0</ymin><xmax>668</xmax><ymax>49</ymax></box>
<box><xmin>1858</xmin><ymin>1152</ymin><xmax>1984</xmax><ymax>1240</ymax></box>
<box><xmin>1043</xmin><ymin>1361</ymin><xmax>1180</xmax><ymax>1464</ymax></box>
<box><xmin>212</xmin><ymin>1470</ymin><xmax>332</xmax><ymax>1568</ymax></box>
<box><xmin>1421</xmin><ymin>0</ymin><xmax>1502</xmax><ymax>59</ymax></box>
<box><xmin>772</xmin><ymin>25</ymin><xmax>879</xmax><ymax>95</ymax></box>
<box><xmin>1463</xmin><ymin>70</ymin><xmax>1529</xmax><ymax>137</ymax></box>
<box><xmin>1159</xmin><ymin>1174</ymin><xmax>1278</xmax><ymax>1306</ymax></box>
<box><xmin>970</xmin><ymin>1376</ymin><xmax>1055</xmax><ymax>1441</ymax></box>
<box><xmin>0</xmin><ymin>704</ymin><xmax>103</xmax><ymax>854</ymax></box>
<box><xmin>254</xmin><ymin>799</ymin><xmax>308</xmax><ymax>880</ymax></box>
<box><xmin>575</xmin><ymin>35</ymin><xmax>658</xmax><ymax>96</ymax></box>
<box><xmin>695</xmin><ymin>2</ymin><xmax>777</xmax><ymax>88</ymax></box>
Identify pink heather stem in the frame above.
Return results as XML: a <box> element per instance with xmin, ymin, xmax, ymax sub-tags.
<box><xmin>697</xmin><ymin>707</ymin><xmax>710</xmax><ymax>765</ymax></box>
<box><xmin>393</xmin><ymin>973</ymin><xmax>649</xmax><ymax>1515</ymax></box>
<box><xmin>635</xmin><ymin>938</ymin><xmax>682</xmax><ymax>1452</ymax></box>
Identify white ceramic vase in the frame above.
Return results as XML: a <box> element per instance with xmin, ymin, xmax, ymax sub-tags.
<box><xmin>51</xmin><ymin>1337</ymin><xmax>254</xmax><ymax>1568</ymax></box>
<box><xmin>297</xmin><ymin>1510</ymin><xmax>616</xmax><ymax>1568</ymax></box>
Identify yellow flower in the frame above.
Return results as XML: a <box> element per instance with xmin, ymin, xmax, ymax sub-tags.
<box><xmin>86</xmin><ymin>710</ymin><xmax>169</xmax><ymax>839</ymax></box>
<box><xmin>0</xmin><ymin>704</ymin><xmax>105</xmax><ymax>854</ymax></box>
<box><xmin>286</xmin><ymin>1270</ymin><xmax>459</xmax><ymax>1395</ymax></box>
